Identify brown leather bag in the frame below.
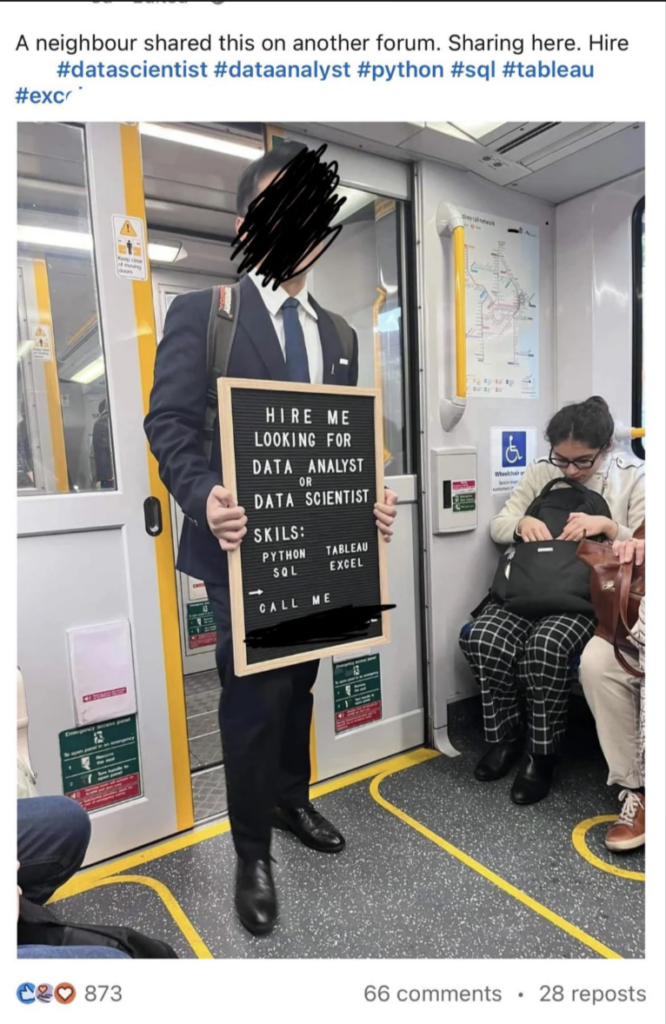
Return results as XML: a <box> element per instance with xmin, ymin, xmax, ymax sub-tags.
<box><xmin>577</xmin><ymin>522</ymin><xmax>645</xmax><ymax>678</ymax></box>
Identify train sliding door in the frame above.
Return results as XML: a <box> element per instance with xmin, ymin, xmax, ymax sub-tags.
<box><xmin>286</xmin><ymin>135</ymin><xmax>425</xmax><ymax>781</ymax></box>
<box><xmin>17</xmin><ymin>122</ymin><xmax>193</xmax><ymax>864</ymax></box>
<box><xmin>142</xmin><ymin>129</ymin><xmax>425</xmax><ymax>791</ymax></box>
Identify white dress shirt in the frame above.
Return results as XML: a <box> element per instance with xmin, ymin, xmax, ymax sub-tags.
<box><xmin>248</xmin><ymin>270</ymin><xmax>324</xmax><ymax>384</ymax></box>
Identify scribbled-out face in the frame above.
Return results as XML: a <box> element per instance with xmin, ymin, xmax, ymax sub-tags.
<box><xmin>232</xmin><ymin>145</ymin><xmax>347</xmax><ymax>289</ymax></box>
<box><xmin>549</xmin><ymin>438</ymin><xmax>607</xmax><ymax>483</ymax></box>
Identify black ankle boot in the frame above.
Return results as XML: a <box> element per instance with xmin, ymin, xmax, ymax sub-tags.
<box><xmin>474</xmin><ymin>736</ymin><xmax>523</xmax><ymax>782</ymax></box>
<box><xmin>511</xmin><ymin>753</ymin><xmax>556</xmax><ymax>805</ymax></box>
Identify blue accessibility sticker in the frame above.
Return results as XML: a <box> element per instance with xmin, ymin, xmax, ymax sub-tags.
<box><xmin>502</xmin><ymin>431</ymin><xmax>527</xmax><ymax>468</ymax></box>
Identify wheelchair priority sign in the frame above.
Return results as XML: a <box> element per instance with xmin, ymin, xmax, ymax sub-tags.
<box><xmin>492</xmin><ymin>427</ymin><xmax>537</xmax><ymax>494</ymax></box>
<box><xmin>502</xmin><ymin>431</ymin><xmax>527</xmax><ymax>468</ymax></box>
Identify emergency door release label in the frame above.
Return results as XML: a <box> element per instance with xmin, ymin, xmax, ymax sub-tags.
<box><xmin>334</xmin><ymin>654</ymin><xmax>382</xmax><ymax>733</ymax></box>
<box><xmin>59</xmin><ymin>715</ymin><xmax>142</xmax><ymax>812</ymax></box>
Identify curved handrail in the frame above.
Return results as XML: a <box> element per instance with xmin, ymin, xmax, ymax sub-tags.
<box><xmin>436</xmin><ymin>203</ymin><xmax>467</xmax><ymax>431</ymax></box>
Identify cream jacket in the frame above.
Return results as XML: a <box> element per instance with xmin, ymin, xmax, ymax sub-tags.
<box><xmin>491</xmin><ymin>449</ymin><xmax>645</xmax><ymax>546</ymax></box>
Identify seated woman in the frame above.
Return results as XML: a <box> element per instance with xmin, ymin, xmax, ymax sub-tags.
<box><xmin>580</xmin><ymin>537</ymin><xmax>645</xmax><ymax>851</ymax></box>
<box><xmin>460</xmin><ymin>398</ymin><xmax>645</xmax><ymax>805</ymax></box>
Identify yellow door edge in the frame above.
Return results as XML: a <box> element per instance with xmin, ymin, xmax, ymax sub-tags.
<box><xmin>119</xmin><ymin>123</ymin><xmax>193</xmax><ymax>832</ymax></box>
<box><xmin>33</xmin><ymin>259</ymin><xmax>69</xmax><ymax>492</ymax></box>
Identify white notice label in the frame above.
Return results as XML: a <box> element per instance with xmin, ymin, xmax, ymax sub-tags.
<box><xmin>188</xmin><ymin>577</ymin><xmax>209</xmax><ymax>602</ymax></box>
<box><xmin>31</xmin><ymin>323</ymin><xmax>53</xmax><ymax>362</ymax></box>
<box><xmin>113</xmin><ymin>215</ymin><xmax>148</xmax><ymax>281</ymax></box>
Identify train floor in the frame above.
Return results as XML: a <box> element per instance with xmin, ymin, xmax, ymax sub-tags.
<box><xmin>51</xmin><ymin>699</ymin><xmax>644</xmax><ymax>960</ymax></box>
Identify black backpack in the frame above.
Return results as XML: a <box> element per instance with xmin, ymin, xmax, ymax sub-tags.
<box><xmin>202</xmin><ymin>282</ymin><xmax>356</xmax><ymax>460</ymax></box>
<box><xmin>18</xmin><ymin>897</ymin><xmax>178</xmax><ymax>959</ymax></box>
<box><xmin>489</xmin><ymin>477</ymin><xmax>613</xmax><ymax>619</ymax></box>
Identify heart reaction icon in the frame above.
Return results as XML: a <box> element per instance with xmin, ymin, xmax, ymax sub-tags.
<box><xmin>55</xmin><ymin>984</ymin><xmax>77</xmax><ymax>1005</ymax></box>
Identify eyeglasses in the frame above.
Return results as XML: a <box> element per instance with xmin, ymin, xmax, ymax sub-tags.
<box><xmin>548</xmin><ymin>447</ymin><xmax>605</xmax><ymax>470</ymax></box>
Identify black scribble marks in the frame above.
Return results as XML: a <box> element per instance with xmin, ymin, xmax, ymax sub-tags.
<box><xmin>232</xmin><ymin>144</ymin><xmax>347</xmax><ymax>288</ymax></box>
<box><xmin>245</xmin><ymin>604</ymin><xmax>395</xmax><ymax>651</ymax></box>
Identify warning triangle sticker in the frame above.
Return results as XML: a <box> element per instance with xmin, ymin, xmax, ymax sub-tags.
<box><xmin>119</xmin><ymin>220</ymin><xmax>138</xmax><ymax>237</ymax></box>
<box><xmin>34</xmin><ymin>328</ymin><xmax>47</xmax><ymax>339</ymax></box>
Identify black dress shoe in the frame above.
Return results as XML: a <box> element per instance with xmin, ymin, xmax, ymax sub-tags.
<box><xmin>511</xmin><ymin>753</ymin><xmax>556</xmax><ymax>805</ymax></box>
<box><xmin>274</xmin><ymin>804</ymin><xmax>346</xmax><ymax>854</ymax></box>
<box><xmin>235</xmin><ymin>860</ymin><xmax>277</xmax><ymax>937</ymax></box>
<box><xmin>474</xmin><ymin>739</ymin><xmax>523</xmax><ymax>781</ymax></box>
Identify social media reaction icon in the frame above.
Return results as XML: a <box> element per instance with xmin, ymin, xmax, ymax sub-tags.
<box><xmin>17</xmin><ymin>983</ymin><xmax>36</xmax><ymax>1005</ymax></box>
<box><xmin>55</xmin><ymin>984</ymin><xmax>77</xmax><ymax>1005</ymax></box>
<box><xmin>37</xmin><ymin>985</ymin><xmax>54</xmax><ymax>1004</ymax></box>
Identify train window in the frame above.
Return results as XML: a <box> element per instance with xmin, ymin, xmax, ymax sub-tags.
<box><xmin>632</xmin><ymin>197</ymin><xmax>645</xmax><ymax>459</ymax></box>
<box><xmin>17</xmin><ymin>124</ymin><xmax>115</xmax><ymax>494</ymax></box>
<box><xmin>309</xmin><ymin>191</ymin><xmax>412</xmax><ymax>476</ymax></box>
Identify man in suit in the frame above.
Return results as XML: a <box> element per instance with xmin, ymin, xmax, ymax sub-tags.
<box><xmin>145</xmin><ymin>141</ymin><xmax>397</xmax><ymax>936</ymax></box>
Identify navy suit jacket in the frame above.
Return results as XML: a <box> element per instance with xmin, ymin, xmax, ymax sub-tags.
<box><xmin>145</xmin><ymin>274</ymin><xmax>359</xmax><ymax>586</ymax></box>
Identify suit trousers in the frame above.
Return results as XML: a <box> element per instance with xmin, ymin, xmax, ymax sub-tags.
<box><xmin>206</xmin><ymin>583</ymin><xmax>319</xmax><ymax>863</ymax></box>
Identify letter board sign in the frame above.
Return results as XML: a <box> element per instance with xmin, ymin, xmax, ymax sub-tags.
<box><xmin>218</xmin><ymin>379</ymin><xmax>392</xmax><ymax>676</ymax></box>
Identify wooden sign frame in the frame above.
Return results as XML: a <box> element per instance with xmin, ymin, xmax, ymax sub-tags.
<box><xmin>218</xmin><ymin>378</ymin><xmax>391</xmax><ymax>676</ymax></box>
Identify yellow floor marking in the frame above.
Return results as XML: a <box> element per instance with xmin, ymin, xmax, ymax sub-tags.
<box><xmin>370</xmin><ymin>770</ymin><xmax>623</xmax><ymax>960</ymax></box>
<box><xmin>572</xmin><ymin>816</ymin><xmax>645</xmax><ymax>882</ymax></box>
<box><xmin>51</xmin><ymin>749</ymin><xmax>438</xmax><ymax>901</ymax></box>
<box><xmin>51</xmin><ymin>748</ymin><xmax>627</xmax><ymax>962</ymax></box>
<box><xmin>90</xmin><ymin>876</ymin><xmax>213</xmax><ymax>958</ymax></box>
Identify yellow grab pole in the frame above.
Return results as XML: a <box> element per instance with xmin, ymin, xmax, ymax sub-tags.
<box><xmin>453</xmin><ymin>225</ymin><xmax>467</xmax><ymax>400</ymax></box>
<box><xmin>616</xmin><ymin>427</ymin><xmax>646</xmax><ymax>441</ymax></box>
<box><xmin>373</xmin><ymin>288</ymin><xmax>392</xmax><ymax>466</ymax></box>
<box><xmin>372</xmin><ymin>287</ymin><xmax>387</xmax><ymax>393</ymax></box>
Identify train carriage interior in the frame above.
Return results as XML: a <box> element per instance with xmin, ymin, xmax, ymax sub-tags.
<box><xmin>17</xmin><ymin>119</ymin><xmax>646</xmax><ymax>958</ymax></box>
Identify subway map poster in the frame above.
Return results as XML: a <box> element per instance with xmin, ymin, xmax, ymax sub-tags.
<box><xmin>462</xmin><ymin>209</ymin><xmax>540</xmax><ymax>400</ymax></box>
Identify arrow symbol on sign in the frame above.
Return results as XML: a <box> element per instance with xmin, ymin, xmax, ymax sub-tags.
<box><xmin>249</xmin><ymin>590</ymin><xmax>264</xmax><ymax>597</ymax></box>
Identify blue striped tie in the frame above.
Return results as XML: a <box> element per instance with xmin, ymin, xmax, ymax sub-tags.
<box><xmin>282</xmin><ymin>297</ymin><xmax>310</xmax><ymax>383</ymax></box>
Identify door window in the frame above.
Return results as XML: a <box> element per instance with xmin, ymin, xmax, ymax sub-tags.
<box><xmin>17</xmin><ymin>123</ymin><xmax>116</xmax><ymax>494</ymax></box>
<box><xmin>308</xmin><ymin>188</ymin><xmax>414</xmax><ymax>477</ymax></box>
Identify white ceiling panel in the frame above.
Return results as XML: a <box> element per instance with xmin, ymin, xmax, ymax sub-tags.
<box><xmin>507</xmin><ymin>124</ymin><xmax>646</xmax><ymax>203</ymax></box>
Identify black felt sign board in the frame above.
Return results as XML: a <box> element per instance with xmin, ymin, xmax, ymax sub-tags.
<box><xmin>218</xmin><ymin>379</ymin><xmax>391</xmax><ymax>675</ymax></box>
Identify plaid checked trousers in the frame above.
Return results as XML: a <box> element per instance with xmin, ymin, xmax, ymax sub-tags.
<box><xmin>460</xmin><ymin>603</ymin><xmax>596</xmax><ymax>755</ymax></box>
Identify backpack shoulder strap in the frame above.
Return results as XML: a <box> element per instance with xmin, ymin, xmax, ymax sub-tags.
<box><xmin>204</xmin><ymin>282</ymin><xmax>241</xmax><ymax>460</ymax></box>
<box><xmin>320</xmin><ymin>307</ymin><xmax>355</xmax><ymax>363</ymax></box>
